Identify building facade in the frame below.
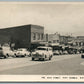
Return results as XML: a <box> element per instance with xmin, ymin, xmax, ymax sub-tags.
<box><xmin>44</xmin><ymin>33</ymin><xmax>60</xmax><ymax>44</ymax></box>
<box><xmin>70</xmin><ymin>36</ymin><xmax>84</xmax><ymax>47</ymax></box>
<box><xmin>0</xmin><ymin>24</ymin><xmax>44</xmax><ymax>49</ymax></box>
<box><xmin>59</xmin><ymin>35</ymin><xmax>75</xmax><ymax>45</ymax></box>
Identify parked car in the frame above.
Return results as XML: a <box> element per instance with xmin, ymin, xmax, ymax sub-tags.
<box><xmin>3</xmin><ymin>46</ymin><xmax>15</xmax><ymax>55</ymax></box>
<box><xmin>81</xmin><ymin>50</ymin><xmax>84</xmax><ymax>58</ymax></box>
<box><xmin>32</xmin><ymin>46</ymin><xmax>53</xmax><ymax>61</ymax></box>
<box><xmin>53</xmin><ymin>50</ymin><xmax>60</xmax><ymax>55</ymax></box>
<box><xmin>81</xmin><ymin>54</ymin><xmax>84</xmax><ymax>58</ymax></box>
<box><xmin>63</xmin><ymin>50</ymin><xmax>68</xmax><ymax>55</ymax></box>
<box><xmin>14</xmin><ymin>48</ymin><xmax>30</xmax><ymax>57</ymax></box>
<box><xmin>0</xmin><ymin>47</ymin><xmax>14</xmax><ymax>58</ymax></box>
<box><xmin>0</xmin><ymin>47</ymin><xmax>7</xmax><ymax>58</ymax></box>
<box><xmin>59</xmin><ymin>50</ymin><xmax>63</xmax><ymax>55</ymax></box>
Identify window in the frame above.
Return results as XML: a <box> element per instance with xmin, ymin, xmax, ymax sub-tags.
<box><xmin>53</xmin><ymin>40</ymin><xmax>56</xmax><ymax>43</ymax></box>
<box><xmin>37</xmin><ymin>48</ymin><xmax>46</xmax><ymax>50</ymax></box>
<box><xmin>33</xmin><ymin>33</ymin><xmax>36</xmax><ymax>40</ymax></box>
<box><xmin>41</xmin><ymin>33</ymin><xmax>44</xmax><ymax>40</ymax></box>
<box><xmin>37</xmin><ymin>33</ymin><xmax>40</xmax><ymax>40</ymax></box>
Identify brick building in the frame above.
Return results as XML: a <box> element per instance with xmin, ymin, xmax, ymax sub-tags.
<box><xmin>0</xmin><ymin>24</ymin><xmax>44</xmax><ymax>50</ymax></box>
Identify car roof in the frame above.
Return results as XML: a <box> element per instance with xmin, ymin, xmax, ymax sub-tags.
<box><xmin>37</xmin><ymin>46</ymin><xmax>52</xmax><ymax>49</ymax></box>
<box><xmin>18</xmin><ymin>48</ymin><xmax>26</xmax><ymax>49</ymax></box>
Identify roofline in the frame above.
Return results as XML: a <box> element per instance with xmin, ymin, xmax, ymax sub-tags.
<box><xmin>0</xmin><ymin>24</ymin><xmax>44</xmax><ymax>30</ymax></box>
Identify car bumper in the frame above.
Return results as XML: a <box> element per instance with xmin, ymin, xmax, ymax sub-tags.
<box><xmin>32</xmin><ymin>55</ymin><xmax>45</xmax><ymax>59</ymax></box>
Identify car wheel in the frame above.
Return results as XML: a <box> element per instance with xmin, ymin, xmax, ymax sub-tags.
<box><xmin>24</xmin><ymin>54</ymin><xmax>26</xmax><ymax>56</ymax></box>
<box><xmin>6</xmin><ymin>54</ymin><xmax>9</xmax><ymax>57</ymax></box>
<box><xmin>49</xmin><ymin>57</ymin><xmax>51</xmax><ymax>60</ymax></box>
<box><xmin>21</xmin><ymin>55</ymin><xmax>24</xmax><ymax>57</ymax></box>
<box><xmin>14</xmin><ymin>54</ymin><xmax>16</xmax><ymax>57</ymax></box>
<box><xmin>51</xmin><ymin>55</ymin><xmax>53</xmax><ymax>58</ymax></box>
<box><xmin>81</xmin><ymin>55</ymin><xmax>84</xmax><ymax>58</ymax></box>
<box><xmin>42</xmin><ymin>58</ymin><xmax>45</xmax><ymax>61</ymax></box>
<box><xmin>4</xmin><ymin>56</ymin><xmax>7</xmax><ymax>59</ymax></box>
<box><xmin>32</xmin><ymin>58</ymin><xmax>34</xmax><ymax>61</ymax></box>
<box><xmin>16</xmin><ymin>55</ymin><xmax>19</xmax><ymax>57</ymax></box>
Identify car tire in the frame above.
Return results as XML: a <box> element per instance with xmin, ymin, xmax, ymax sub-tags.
<box><xmin>24</xmin><ymin>54</ymin><xmax>26</xmax><ymax>56</ymax></box>
<box><xmin>6</xmin><ymin>54</ymin><xmax>9</xmax><ymax>57</ymax></box>
<box><xmin>14</xmin><ymin>54</ymin><xmax>16</xmax><ymax>57</ymax></box>
<box><xmin>51</xmin><ymin>55</ymin><xmax>53</xmax><ymax>58</ymax></box>
<box><xmin>39</xmin><ymin>58</ymin><xmax>41</xmax><ymax>61</ymax></box>
<box><xmin>32</xmin><ymin>58</ymin><xmax>34</xmax><ymax>61</ymax></box>
<box><xmin>81</xmin><ymin>55</ymin><xmax>84</xmax><ymax>58</ymax></box>
<box><xmin>49</xmin><ymin>57</ymin><xmax>51</xmax><ymax>60</ymax></box>
<box><xmin>42</xmin><ymin>58</ymin><xmax>45</xmax><ymax>61</ymax></box>
<box><xmin>4</xmin><ymin>56</ymin><xmax>7</xmax><ymax>59</ymax></box>
<box><xmin>16</xmin><ymin>55</ymin><xmax>19</xmax><ymax>57</ymax></box>
<box><xmin>21</xmin><ymin>55</ymin><xmax>25</xmax><ymax>57</ymax></box>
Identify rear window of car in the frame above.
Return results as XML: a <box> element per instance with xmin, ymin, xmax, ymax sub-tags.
<box><xmin>0</xmin><ymin>48</ymin><xmax>2</xmax><ymax>50</ymax></box>
<box><xmin>37</xmin><ymin>48</ymin><xmax>47</xmax><ymax>50</ymax></box>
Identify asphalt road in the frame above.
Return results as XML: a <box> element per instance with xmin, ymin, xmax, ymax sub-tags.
<box><xmin>0</xmin><ymin>54</ymin><xmax>84</xmax><ymax>75</ymax></box>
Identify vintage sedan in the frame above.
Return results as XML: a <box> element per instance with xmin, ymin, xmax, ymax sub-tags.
<box><xmin>63</xmin><ymin>50</ymin><xmax>68</xmax><ymax>55</ymax></box>
<box><xmin>53</xmin><ymin>50</ymin><xmax>60</xmax><ymax>55</ymax></box>
<box><xmin>14</xmin><ymin>48</ymin><xmax>30</xmax><ymax>57</ymax></box>
<box><xmin>0</xmin><ymin>47</ymin><xmax>15</xmax><ymax>58</ymax></box>
<box><xmin>31</xmin><ymin>46</ymin><xmax>53</xmax><ymax>61</ymax></box>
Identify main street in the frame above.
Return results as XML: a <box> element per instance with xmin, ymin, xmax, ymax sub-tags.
<box><xmin>0</xmin><ymin>54</ymin><xmax>84</xmax><ymax>75</ymax></box>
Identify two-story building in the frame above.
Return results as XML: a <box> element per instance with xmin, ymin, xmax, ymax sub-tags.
<box><xmin>0</xmin><ymin>24</ymin><xmax>44</xmax><ymax>50</ymax></box>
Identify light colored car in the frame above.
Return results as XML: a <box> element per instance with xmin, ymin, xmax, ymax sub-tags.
<box><xmin>63</xmin><ymin>50</ymin><xmax>68</xmax><ymax>54</ymax></box>
<box><xmin>32</xmin><ymin>46</ymin><xmax>53</xmax><ymax>61</ymax></box>
<box><xmin>0</xmin><ymin>47</ymin><xmax>7</xmax><ymax>58</ymax></box>
<box><xmin>59</xmin><ymin>50</ymin><xmax>63</xmax><ymax>55</ymax></box>
<box><xmin>53</xmin><ymin>50</ymin><xmax>60</xmax><ymax>55</ymax></box>
<box><xmin>0</xmin><ymin>47</ymin><xmax>14</xmax><ymax>58</ymax></box>
<box><xmin>14</xmin><ymin>48</ymin><xmax>30</xmax><ymax>57</ymax></box>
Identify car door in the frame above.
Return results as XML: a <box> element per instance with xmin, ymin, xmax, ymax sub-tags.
<box><xmin>47</xmin><ymin>48</ymin><xmax>51</xmax><ymax>57</ymax></box>
<box><xmin>49</xmin><ymin>48</ymin><xmax>53</xmax><ymax>56</ymax></box>
<box><xmin>45</xmin><ymin>48</ymin><xmax>49</xmax><ymax>58</ymax></box>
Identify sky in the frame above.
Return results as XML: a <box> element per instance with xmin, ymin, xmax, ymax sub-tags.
<box><xmin>0</xmin><ymin>2</ymin><xmax>84</xmax><ymax>36</ymax></box>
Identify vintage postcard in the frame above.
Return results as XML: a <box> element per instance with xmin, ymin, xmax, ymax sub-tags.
<box><xmin>0</xmin><ymin>1</ymin><xmax>84</xmax><ymax>82</ymax></box>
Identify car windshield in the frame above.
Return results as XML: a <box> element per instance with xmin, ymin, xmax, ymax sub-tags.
<box><xmin>37</xmin><ymin>48</ymin><xmax>47</xmax><ymax>50</ymax></box>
